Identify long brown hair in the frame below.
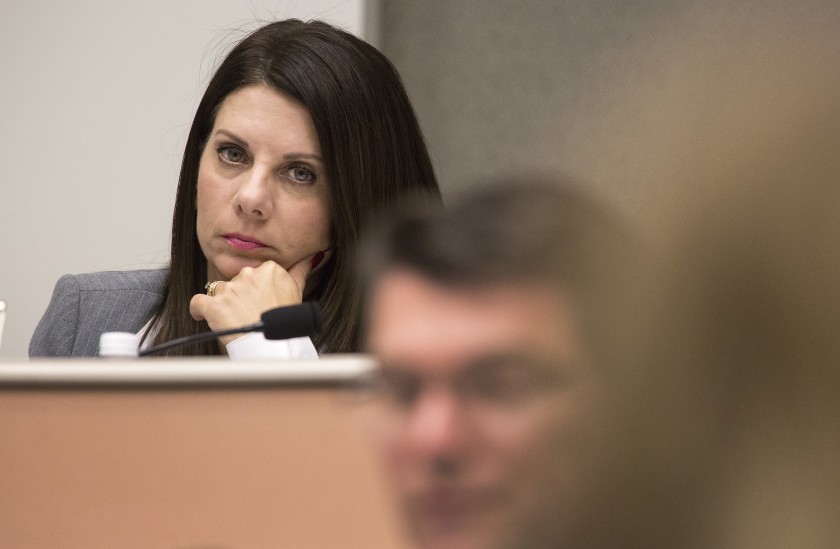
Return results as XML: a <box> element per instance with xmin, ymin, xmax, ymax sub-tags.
<box><xmin>146</xmin><ymin>19</ymin><xmax>440</xmax><ymax>355</ymax></box>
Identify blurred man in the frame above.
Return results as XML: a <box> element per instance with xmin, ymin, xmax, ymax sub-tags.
<box><xmin>359</xmin><ymin>178</ymin><xmax>633</xmax><ymax>549</ymax></box>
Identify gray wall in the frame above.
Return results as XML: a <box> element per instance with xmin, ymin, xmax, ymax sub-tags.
<box><xmin>0</xmin><ymin>1</ymin><xmax>369</xmax><ymax>357</ymax></box>
<box><xmin>380</xmin><ymin>0</ymin><xmax>840</xmax><ymax>216</ymax></box>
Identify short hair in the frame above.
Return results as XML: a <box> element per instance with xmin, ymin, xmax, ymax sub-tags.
<box><xmin>147</xmin><ymin>20</ymin><xmax>441</xmax><ymax>355</ymax></box>
<box><xmin>360</xmin><ymin>176</ymin><xmax>637</xmax><ymax>346</ymax></box>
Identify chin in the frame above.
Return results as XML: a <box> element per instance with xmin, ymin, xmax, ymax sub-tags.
<box><xmin>417</xmin><ymin>532</ymin><xmax>490</xmax><ymax>549</ymax></box>
<box><xmin>410</xmin><ymin>516</ymin><xmax>498</xmax><ymax>549</ymax></box>
<box><xmin>213</xmin><ymin>257</ymin><xmax>264</xmax><ymax>279</ymax></box>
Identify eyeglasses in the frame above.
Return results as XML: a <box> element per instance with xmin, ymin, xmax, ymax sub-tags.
<box><xmin>361</xmin><ymin>356</ymin><xmax>576</xmax><ymax>417</ymax></box>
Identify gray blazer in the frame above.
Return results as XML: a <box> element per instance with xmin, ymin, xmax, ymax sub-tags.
<box><xmin>29</xmin><ymin>269</ymin><xmax>168</xmax><ymax>357</ymax></box>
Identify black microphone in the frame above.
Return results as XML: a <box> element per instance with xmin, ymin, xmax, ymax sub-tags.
<box><xmin>260</xmin><ymin>302</ymin><xmax>321</xmax><ymax>339</ymax></box>
<box><xmin>137</xmin><ymin>302</ymin><xmax>322</xmax><ymax>357</ymax></box>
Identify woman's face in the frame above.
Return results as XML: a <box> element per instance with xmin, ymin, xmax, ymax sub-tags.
<box><xmin>196</xmin><ymin>84</ymin><xmax>332</xmax><ymax>282</ymax></box>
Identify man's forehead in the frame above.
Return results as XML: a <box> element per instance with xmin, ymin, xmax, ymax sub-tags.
<box><xmin>370</xmin><ymin>269</ymin><xmax>570</xmax><ymax>314</ymax></box>
<box><xmin>367</xmin><ymin>270</ymin><xmax>581</xmax><ymax>373</ymax></box>
<box><xmin>377</xmin><ymin>348</ymin><xmax>568</xmax><ymax>382</ymax></box>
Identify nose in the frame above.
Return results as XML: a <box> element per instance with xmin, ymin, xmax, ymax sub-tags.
<box><xmin>234</xmin><ymin>167</ymin><xmax>273</xmax><ymax>218</ymax></box>
<box><xmin>406</xmin><ymin>388</ymin><xmax>469</xmax><ymax>459</ymax></box>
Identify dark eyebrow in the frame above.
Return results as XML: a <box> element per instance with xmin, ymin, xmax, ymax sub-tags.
<box><xmin>214</xmin><ymin>129</ymin><xmax>248</xmax><ymax>147</ymax></box>
<box><xmin>284</xmin><ymin>152</ymin><xmax>324</xmax><ymax>163</ymax></box>
<box><xmin>213</xmin><ymin>129</ymin><xmax>324</xmax><ymax>163</ymax></box>
<box><xmin>463</xmin><ymin>352</ymin><xmax>542</xmax><ymax>372</ymax></box>
<box><xmin>461</xmin><ymin>352</ymin><xmax>571</xmax><ymax>383</ymax></box>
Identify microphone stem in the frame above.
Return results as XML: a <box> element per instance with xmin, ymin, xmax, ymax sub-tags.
<box><xmin>137</xmin><ymin>322</ymin><xmax>264</xmax><ymax>357</ymax></box>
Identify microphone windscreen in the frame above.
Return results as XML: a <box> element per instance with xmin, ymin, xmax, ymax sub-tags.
<box><xmin>260</xmin><ymin>302</ymin><xmax>322</xmax><ymax>340</ymax></box>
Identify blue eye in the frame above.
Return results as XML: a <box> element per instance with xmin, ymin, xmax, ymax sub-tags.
<box><xmin>217</xmin><ymin>145</ymin><xmax>246</xmax><ymax>164</ymax></box>
<box><xmin>289</xmin><ymin>165</ymin><xmax>316</xmax><ymax>183</ymax></box>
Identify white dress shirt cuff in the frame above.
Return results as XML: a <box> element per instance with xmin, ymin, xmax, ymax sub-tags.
<box><xmin>224</xmin><ymin>332</ymin><xmax>319</xmax><ymax>360</ymax></box>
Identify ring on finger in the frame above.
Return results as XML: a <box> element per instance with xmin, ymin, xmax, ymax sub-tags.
<box><xmin>205</xmin><ymin>280</ymin><xmax>221</xmax><ymax>297</ymax></box>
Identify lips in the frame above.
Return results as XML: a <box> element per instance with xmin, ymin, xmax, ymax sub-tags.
<box><xmin>222</xmin><ymin>233</ymin><xmax>267</xmax><ymax>250</ymax></box>
<box><xmin>421</xmin><ymin>490</ymin><xmax>470</xmax><ymax>514</ymax></box>
<box><xmin>415</xmin><ymin>486</ymin><xmax>489</xmax><ymax>520</ymax></box>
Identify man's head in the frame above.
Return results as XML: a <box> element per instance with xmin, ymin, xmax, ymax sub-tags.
<box><xmin>360</xmin><ymin>178</ymin><xmax>630</xmax><ymax>549</ymax></box>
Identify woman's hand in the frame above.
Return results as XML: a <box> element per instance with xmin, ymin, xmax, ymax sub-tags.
<box><xmin>190</xmin><ymin>252</ymin><xmax>325</xmax><ymax>347</ymax></box>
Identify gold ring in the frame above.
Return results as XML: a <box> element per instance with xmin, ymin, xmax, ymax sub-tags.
<box><xmin>205</xmin><ymin>280</ymin><xmax>221</xmax><ymax>297</ymax></box>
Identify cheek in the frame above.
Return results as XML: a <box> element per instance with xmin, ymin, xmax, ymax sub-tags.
<box><xmin>312</xmin><ymin>202</ymin><xmax>333</xmax><ymax>247</ymax></box>
<box><xmin>484</xmin><ymin>413</ymin><xmax>552</xmax><ymax>466</ymax></box>
<box><xmin>481</xmin><ymin>399</ymin><xmax>580</xmax><ymax>476</ymax></box>
<box><xmin>195</xmin><ymin>160</ymin><xmax>215</xmax><ymax>219</ymax></box>
<box><xmin>195</xmin><ymin>163</ymin><xmax>237</xmax><ymax>231</ymax></box>
<box><xmin>372</xmin><ymin>414</ymin><xmax>408</xmax><ymax>462</ymax></box>
<box><xmin>364</xmin><ymin>411</ymin><xmax>417</xmax><ymax>480</ymax></box>
<box><xmin>509</xmin><ymin>392</ymin><xmax>599</xmax><ymax>496</ymax></box>
<box><xmin>196</xmin><ymin>158</ymin><xmax>221</xmax><ymax>210</ymax></box>
<box><xmin>195</xmin><ymin>190</ymin><xmax>215</xmax><ymax>245</ymax></box>
<box><xmin>277</xmin><ymin>198</ymin><xmax>332</xmax><ymax>249</ymax></box>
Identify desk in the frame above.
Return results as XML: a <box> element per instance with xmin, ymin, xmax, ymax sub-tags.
<box><xmin>0</xmin><ymin>358</ymin><xmax>409</xmax><ymax>549</ymax></box>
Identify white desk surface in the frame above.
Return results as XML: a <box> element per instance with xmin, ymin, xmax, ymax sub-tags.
<box><xmin>0</xmin><ymin>354</ymin><xmax>376</xmax><ymax>386</ymax></box>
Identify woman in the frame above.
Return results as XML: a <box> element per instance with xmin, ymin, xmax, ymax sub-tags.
<box><xmin>29</xmin><ymin>19</ymin><xmax>440</xmax><ymax>358</ymax></box>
